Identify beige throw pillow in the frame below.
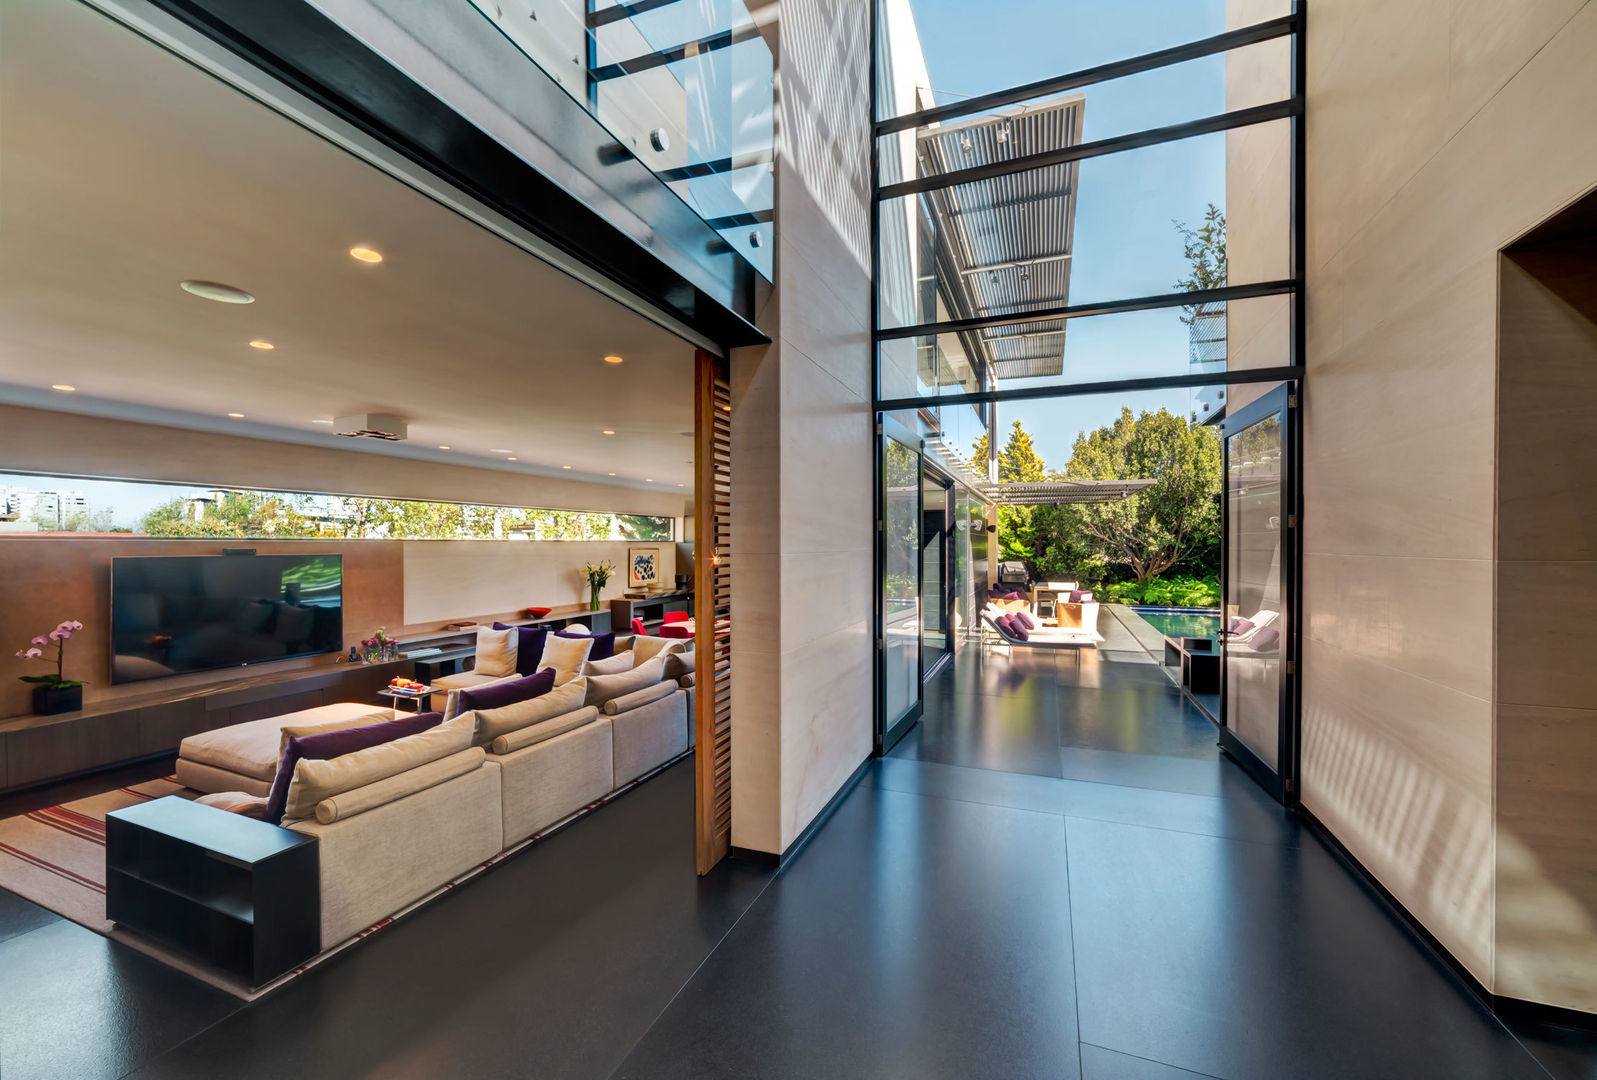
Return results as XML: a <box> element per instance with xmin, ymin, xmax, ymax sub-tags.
<box><xmin>583</xmin><ymin>652</ymin><xmax>634</xmax><ymax>677</ymax></box>
<box><xmin>470</xmin><ymin>677</ymin><xmax>588</xmax><ymax>745</ymax></box>
<box><xmin>663</xmin><ymin>649</ymin><xmax>695</xmax><ymax>681</ymax></box>
<box><xmin>475</xmin><ymin>626</ymin><xmax>518</xmax><ymax>678</ymax></box>
<box><xmin>631</xmin><ymin>634</ymin><xmax>690</xmax><ymax>665</ymax></box>
<box><xmin>541</xmin><ymin>634</ymin><xmax>594</xmax><ymax>685</ymax></box>
<box><xmin>584</xmin><ymin>656</ymin><xmax>665</xmax><ymax>708</ymax></box>
<box><xmin>282</xmin><ymin>711</ymin><xmax>475</xmax><ymax>821</ymax></box>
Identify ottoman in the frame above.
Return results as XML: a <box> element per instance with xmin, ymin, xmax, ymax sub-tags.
<box><xmin>176</xmin><ymin>702</ymin><xmax>396</xmax><ymax>795</ymax></box>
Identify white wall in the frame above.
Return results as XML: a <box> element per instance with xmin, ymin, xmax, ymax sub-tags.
<box><xmin>401</xmin><ymin>539</ymin><xmax>644</xmax><ymax>624</ymax></box>
<box><xmin>731</xmin><ymin>0</ymin><xmax>874</xmax><ymax>856</ymax></box>
<box><xmin>1300</xmin><ymin>0</ymin><xmax>1597</xmax><ymax>999</ymax></box>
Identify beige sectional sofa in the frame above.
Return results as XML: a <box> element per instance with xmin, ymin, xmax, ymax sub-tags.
<box><xmin>173</xmin><ymin>634</ymin><xmax>696</xmax><ymax>955</ymax></box>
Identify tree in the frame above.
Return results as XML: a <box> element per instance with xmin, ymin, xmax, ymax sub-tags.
<box><xmin>1057</xmin><ymin>407</ymin><xmax>1221</xmax><ymax>582</ymax></box>
<box><xmin>1173</xmin><ymin>203</ymin><xmax>1226</xmax><ymax>328</ymax></box>
<box><xmin>972</xmin><ymin>419</ymin><xmax>1049</xmax><ymax>568</ymax></box>
<box><xmin>140</xmin><ymin>491</ymin><xmax>319</xmax><ymax>538</ymax></box>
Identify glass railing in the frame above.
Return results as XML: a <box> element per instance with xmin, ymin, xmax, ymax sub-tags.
<box><xmin>471</xmin><ymin>0</ymin><xmax>774</xmax><ymax>278</ymax></box>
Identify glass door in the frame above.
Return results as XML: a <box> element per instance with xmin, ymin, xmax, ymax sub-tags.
<box><xmin>921</xmin><ymin>468</ymin><xmax>953</xmax><ymax>673</ymax></box>
<box><xmin>878</xmin><ymin>416</ymin><xmax>923</xmax><ymax>752</ymax></box>
<box><xmin>1219</xmin><ymin>383</ymin><xmax>1298</xmax><ymax>802</ymax></box>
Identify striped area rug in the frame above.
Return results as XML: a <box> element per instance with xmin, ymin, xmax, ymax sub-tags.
<box><xmin>0</xmin><ymin>776</ymin><xmax>187</xmax><ymax>934</ymax></box>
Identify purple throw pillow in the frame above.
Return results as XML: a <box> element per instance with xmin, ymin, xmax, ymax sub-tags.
<box><xmin>1227</xmin><ymin>616</ymin><xmax>1255</xmax><ymax>636</ymax></box>
<box><xmin>555</xmin><ymin>629</ymin><xmax>615</xmax><ymax>661</ymax></box>
<box><xmin>263</xmin><ymin>710</ymin><xmax>443</xmax><ymax>824</ymax></box>
<box><xmin>1068</xmin><ymin>590</ymin><xmax>1095</xmax><ymax>603</ymax></box>
<box><xmin>1249</xmin><ymin>627</ymin><xmax>1281</xmax><ymax>653</ymax></box>
<box><xmin>1015</xmin><ymin>610</ymin><xmax>1036</xmax><ymax>630</ymax></box>
<box><xmin>458</xmin><ymin>668</ymin><xmax>555</xmax><ymax>715</ymax></box>
<box><xmin>492</xmin><ymin>622</ymin><xmax>550</xmax><ymax>676</ymax></box>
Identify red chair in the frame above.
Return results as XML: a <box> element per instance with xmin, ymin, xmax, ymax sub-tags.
<box><xmin>631</xmin><ymin>617</ymin><xmax>646</xmax><ymax>636</ymax></box>
<box><xmin>662</xmin><ymin>611</ymin><xmax>690</xmax><ymax>624</ymax></box>
<box><xmin>660</xmin><ymin>624</ymin><xmax>692</xmax><ymax>639</ymax></box>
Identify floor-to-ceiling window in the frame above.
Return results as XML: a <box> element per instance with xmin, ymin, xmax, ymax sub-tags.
<box><xmin>871</xmin><ymin>0</ymin><xmax>1305</xmax><ymax>800</ymax></box>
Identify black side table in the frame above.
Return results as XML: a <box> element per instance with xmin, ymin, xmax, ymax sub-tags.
<box><xmin>106</xmin><ymin>796</ymin><xmax>319</xmax><ymax>986</ymax></box>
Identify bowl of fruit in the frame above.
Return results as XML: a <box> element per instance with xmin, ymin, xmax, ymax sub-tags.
<box><xmin>524</xmin><ymin>606</ymin><xmax>552</xmax><ymax>619</ymax></box>
<box><xmin>389</xmin><ymin>677</ymin><xmax>426</xmax><ymax>692</ymax></box>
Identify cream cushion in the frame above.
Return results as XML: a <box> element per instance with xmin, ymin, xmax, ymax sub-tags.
<box><xmin>180</xmin><ymin>702</ymin><xmax>394</xmax><ymax>783</ymax></box>
<box><xmin>585</xmin><ymin>656</ymin><xmax>665</xmax><ymax>708</ymax></box>
<box><xmin>601</xmin><ymin>680</ymin><xmax>676</xmax><ymax>716</ymax></box>
<box><xmin>314</xmin><ymin>747</ymin><xmax>485</xmax><ymax>824</ymax></box>
<box><xmin>468</xmin><ymin>677</ymin><xmax>588</xmax><ymax>746</ymax></box>
<box><xmin>541</xmin><ymin>633</ymin><xmax>594</xmax><ymax>685</ymax></box>
<box><xmin>488</xmin><ymin>705</ymin><xmax>601</xmax><ymax>755</ymax></box>
<box><xmin>583</xmin><ymin>652</ymin><xmax>634</xmax><ymax>677</ymax></box>
<box><xmin>474</xmin><ymin>626</ymin><xmax>518</xmax><ymax>678</ymax></box>
<box><xmin>283</xmin><ymin>711</ymin><xmax>475</xmax><ymax>821</ymax></box>
<box><xmin>663</xmin><ymin>649</ymin><xmax>695</xmax><ymax>680</ymax></box>
<box><xmin>194</xmin><ymin>791</ymin><xmax>269</xmax><ymax>818</ymax></box>
<box><xmin>630</xmin><ymin>634</ymin><xmax>690</xmax><ymax>665</ymax></box>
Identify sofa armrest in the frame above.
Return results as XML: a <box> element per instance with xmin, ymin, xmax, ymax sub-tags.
<box><xmin>310</xmin><ymin>747</ymin><xmax>485</xmax><ymax>824</ymax></box>
<box><xmin>602</xmin><ymin>681</ymin><xmax>676</xmax><ymax>716</ymax></box>
<box><xmin>489</xmin><ymin>705</ymin><xmax>600</xmax><ymax>755</ymax></box>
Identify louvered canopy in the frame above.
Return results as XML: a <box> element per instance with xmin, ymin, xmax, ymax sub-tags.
<box><xmin>916</xmin><ymin>93</ymin><xmax>1084</xmax><ymax>383</ymax></box>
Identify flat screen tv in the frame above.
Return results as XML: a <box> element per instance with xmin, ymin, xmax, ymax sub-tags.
<box><xmin>110</xmin><ymin>553</ymin><xmax>344</xmax><ymax>685</ymax></box>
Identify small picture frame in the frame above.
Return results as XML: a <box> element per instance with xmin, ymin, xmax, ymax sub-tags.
<box><xmin>628</xmin><ymin>546</ymin><xmax>661</xmax><ymax>589</ymax></box>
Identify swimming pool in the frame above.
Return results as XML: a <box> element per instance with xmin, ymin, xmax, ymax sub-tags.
<box><xmin>1133</xmin><ymin>607</ymin><xmax>1222</xmax><ymax>643</ymax></box>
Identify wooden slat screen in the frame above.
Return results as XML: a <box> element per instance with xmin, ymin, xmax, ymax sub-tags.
<box><xmin>694</xmin><ymin>349</ymin><xmax>733</xmax><ymax>874</ymax></box>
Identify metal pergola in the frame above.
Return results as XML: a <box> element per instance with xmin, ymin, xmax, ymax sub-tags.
<box><xmin>983</xmin><ymin>479</ymin><xmax>1156</xmax><ymax>505</ymax></box>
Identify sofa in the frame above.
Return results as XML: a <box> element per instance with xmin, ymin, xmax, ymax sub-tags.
<box><xmin>173</xmin><ymin>633</ymin><xmax>697</xmax><ymax>955</ymax></box>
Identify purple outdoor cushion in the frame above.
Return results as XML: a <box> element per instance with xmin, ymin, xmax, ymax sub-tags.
<box><xmin>1248</xmin><ymin>627</ymin><xmax>1281</xmax><ymax>653</ymax></box>
<box><xmin>263</xmin><ymin>710</ymin><xmax>444</xmax><ymax>824</ymax></box>
<box><xmin>1013</xmin><ymin>622</ymin><xmax>1030</xmax><ymax>641</ymax></box>
<box><xmin>1014</xmin><ymin>610</ymin><xmax>1037</xmax><ymax>629</ymax></box>
<box><xmin>1069</xmin><ymin>590</ymin><xmax>1094</xmax><ymax>603</ymax></box>
<box><xmin>458</xmin><ymin>668</ymin><xmax>556</xmax><ymax>715</ymax></box>
<box><xmin>555</xmin><ymin>629</ymin><xmax>615</xmax><ymax>661</ymax></box>
<box><xmin>492</xmin><ymin>622</ymin><xmax>550</xmax><ymax>676</ymax></box>
<box><xmin>1226</xmin><ymin>616</ymin><xmax>1255</xmax><ymax>636</ymax></box>
<box><xmin>996</xmin><ymin>613</ymin><xmax>1019</xmax><ymax>638</ymax></box>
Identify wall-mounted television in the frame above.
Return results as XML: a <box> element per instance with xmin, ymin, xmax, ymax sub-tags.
<box><xmin>110</xmin><ymin>553</ymin><xmax>344</xmax><ymax>685</ymax></box>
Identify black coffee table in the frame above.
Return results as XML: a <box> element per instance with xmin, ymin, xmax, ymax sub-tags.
<box><xmin>106</xmin><ymin>796</ymin><xmax>319</xmax><ymax>986</ymax></box>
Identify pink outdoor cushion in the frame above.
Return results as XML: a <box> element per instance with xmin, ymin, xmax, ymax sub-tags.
<box><xmin>1227</xmin><ymin>616</ymin><xmax>1255</xmax><ymax>636</ymax></box>
<box><xmin>1015</xmin><ymin>610</ymin><xmax>1037</xmax><ymax>629</ymax></box>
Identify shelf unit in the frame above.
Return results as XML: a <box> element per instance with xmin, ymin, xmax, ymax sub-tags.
<box><xmin>106</xmin><ymin>796</ymin><xmax>318</xmax><ymax>986</ymax></box>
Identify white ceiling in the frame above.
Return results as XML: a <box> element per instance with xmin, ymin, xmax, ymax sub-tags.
<box><xmin>0</xmin><ymin>0</ymin><xmax>698</xmax><ymax>492</ymax></box>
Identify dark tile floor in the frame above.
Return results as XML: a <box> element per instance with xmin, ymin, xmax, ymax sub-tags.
<box><xmin>2</xmin><ymin>642</ymin><xmax>1594</xmax><ymax>1079</ymax></box>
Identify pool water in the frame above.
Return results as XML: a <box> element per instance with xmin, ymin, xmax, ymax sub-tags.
<box><xmin>1134</xmin><ymin>609</ymin><xmax>1222</xmax><ymax>643</ymax></box>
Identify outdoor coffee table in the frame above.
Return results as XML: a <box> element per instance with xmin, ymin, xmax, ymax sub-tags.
<box><xmin>1163</xmin><ymin>635</ymin><xmax>1219</xmax><ymax>695</ymax></box>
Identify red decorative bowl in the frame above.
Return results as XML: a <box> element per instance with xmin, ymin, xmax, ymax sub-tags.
<box><xmin>524</xmin><ymin>606</ymin><xmax>552</xmax><ymax>619</ymax></box>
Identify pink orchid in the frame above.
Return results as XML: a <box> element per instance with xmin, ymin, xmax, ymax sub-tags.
<box><xmin>49</xmin><ymin>628</ymin><xmax>67</xmax><ymax>641</ymax></box>
<box><xmin>22</xmin><ymin>647</ymin><xmax>43</xmax><ymax>659</ymax></box>
<box><xmin>31</xmin><ymin>636</ymin><xmax>48</xmax><ymax>646</ymax></box>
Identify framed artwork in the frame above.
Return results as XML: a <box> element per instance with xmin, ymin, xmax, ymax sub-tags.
<box><xmin>628</xmin><ymin>546</ymin><xmax>661</xmax><ymax>588</ymax></box>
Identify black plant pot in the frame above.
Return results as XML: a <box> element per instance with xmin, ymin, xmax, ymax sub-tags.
<box><xmin>33</xmin><ymin>684</ymin><xmax>83</xmax><ymax>716</ymax></box>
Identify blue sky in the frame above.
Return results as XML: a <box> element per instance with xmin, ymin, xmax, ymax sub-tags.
<box><xmin>903</xmin><ymin>0</ymin><xmax>1238</xmax><ymax>470</ymax></box>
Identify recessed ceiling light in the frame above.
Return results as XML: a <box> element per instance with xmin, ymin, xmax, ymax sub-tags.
<box><xmin>489</xmin><ymin>449</ymin><xmax>513</xmax><ymax>454</ymax></box>
<box><xmin>676</xmin><ymin>483</ymin><xmax>685</xmax><ymax>487</ymax></box>
<box><xmin>312</xmin><ymin>419</ymin><xmax>333</xmax><ymax>424</ymax></box>
<box><xmin>227</xmin><ymin>412</ymin><xmax>245</xmax><ymax>419</ymax></box>
<box><xmin>601</xmin><ymin>429</ymin><xmax>615</xmax><ymax>436</ymax></box>
<box><xmin>438</xmin><ymin>445</ymin><xmax>451</xmax><ymax>450</ymax></box>
<box><xmin>603</xmin><ymin>354</ymin><xmax>624</xmax><ymax>365</ymax></box>
<box><xmin>248</xmin><ymin>340</ymin><xmax>275</xmax><ymax>351</ymax></box>
<box><xmin>608</xmin><ymin>472</ymin><xmax>617</xmax><ymax>476</ymax></box>
<box><xmin>562</xmin><ymin>465</ymin><xmax>572</xmax><ymax>470</ymax></box>
<box><xmin>645</xmin><ymin>478</ymin><xmax>654</xmax><ymax>483</ymax></box>
<box><xmin>507</xmin><ymin>457</ymin><xmax>518</xmax><ymax>461</ymax></box>
<box><xmin>349</xmin><ymin>246</ymin><xmax>384</xmax><ymax>264</ymax></box>
<box><xmin>180</xmin><ymin>280</ymin><xmax>255</xmax><ymax>304</ymax></box>
<box><xmin>50</xmin><ymin>384</ymin><xmax>75</xmax><ymax>392</ymax></box>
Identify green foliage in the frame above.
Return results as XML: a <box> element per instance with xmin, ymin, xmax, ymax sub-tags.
<box><xmin>1057</xmin><ymin>407</ymin><xmax>1221</xmax><ymax>583</ymax></box>
<box><xmin>1097</xmin><ymin>574</ymin><xmax>1220</xmax><ymax>608</ymax></box>
<box><xmin>1174</xmin><ymin>203</ymin><xmax>1226</xmax><ymax>327</ymax></box>
<box><xmin>975</xmin><ymin>410</ymin><xmax>1221</xmax><ymax>587</ymax></box>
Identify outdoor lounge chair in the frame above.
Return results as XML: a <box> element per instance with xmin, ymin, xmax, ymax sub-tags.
<box><xmin>980</xmin><ymin>611</ymin><xmax>1098</xmax><ymax>656</ymax></box>
<box><xmin>1221</xmin><ymin>610</ymin><xmax>1279</xmax><ymax>646</ymax></box>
